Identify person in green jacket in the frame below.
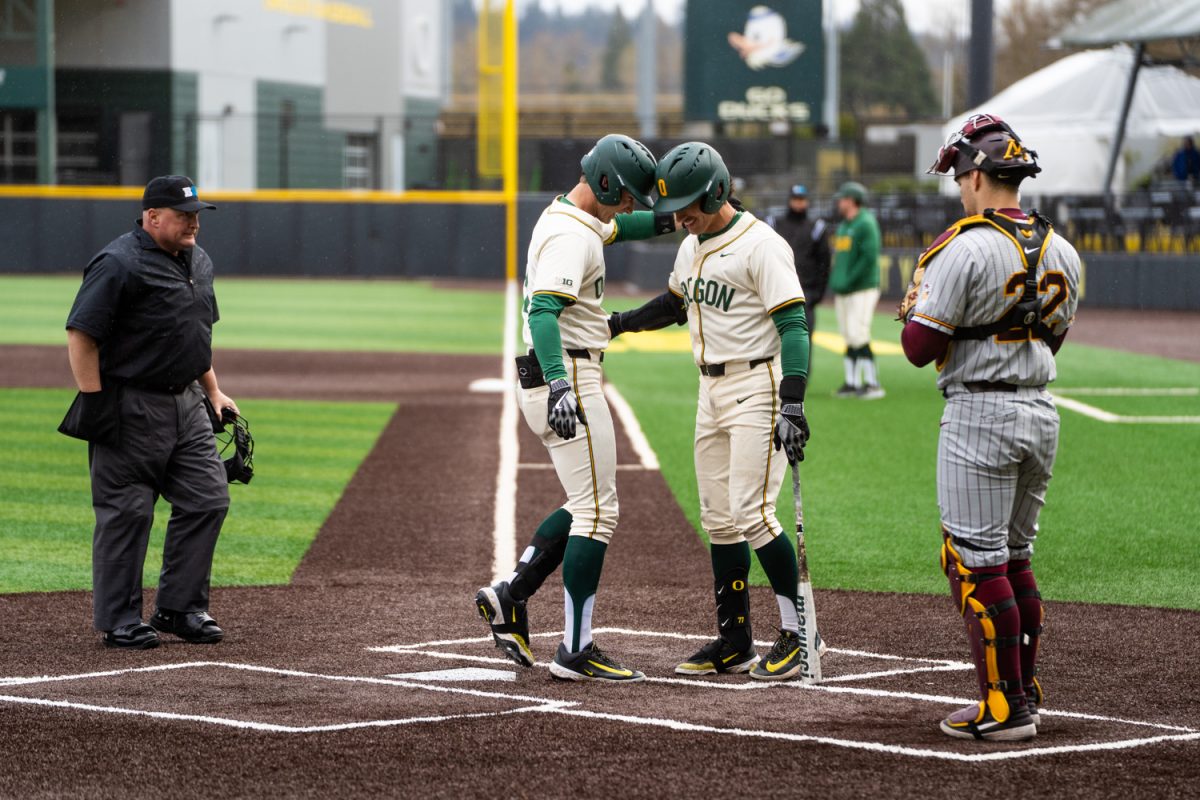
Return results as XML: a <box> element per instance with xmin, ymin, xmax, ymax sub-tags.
<box><xmin>830</xmin><ymin>178</ymin><xmax>888</xmax><ymax>398</ymax></box>
<box><xmin>830</xmin><ymin>181</ymin><xmax>884</xmax><ymax>399</ymax></box>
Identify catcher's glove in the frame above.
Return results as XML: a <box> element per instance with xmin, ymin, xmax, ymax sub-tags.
<box><xmin>896</xmin><ymin>262</ymin><xmax>927</xmax><ymax>322</ymax></box>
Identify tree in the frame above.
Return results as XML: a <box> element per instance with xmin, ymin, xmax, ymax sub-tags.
<box><xmin>840</xmin><ymin>0</ymin><xmax>939</xmax><ymax>119</ymax></box>
<box><xmin>600</xmin><ymin>9</ymin><xmax>634</xmax><ymax>90</ymax></box>
<box><xmin>995</xmin><ymin>0</ymin><xmax>1119</xmax><ymax>92</ymax></box>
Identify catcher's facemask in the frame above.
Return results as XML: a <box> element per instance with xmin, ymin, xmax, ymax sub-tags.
<box><xmin>217</xmin><ymin>410</ymin><xmax>254</xmax><ymax>484</ymax></box>
<box><xmin>928</xmin><ymin>113</ymin><xmax>1041</xmax><ymax>183</ymax></box>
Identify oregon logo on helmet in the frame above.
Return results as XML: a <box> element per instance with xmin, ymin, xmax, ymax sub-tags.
<box><xmin>652</xmin><ymin>142</ymin><xmax>731</xmax><ymax>215</ymax></box>
<box><xmin>580</xmin><ymin>134</ymin><xmax>657</xmax><ymax>208</ymax></box>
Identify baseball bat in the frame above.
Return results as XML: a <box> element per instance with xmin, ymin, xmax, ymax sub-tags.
<box><xmin>791</xmin><ymin>462</ymin><xmax>824</xmax><ymax>684</ymax></box>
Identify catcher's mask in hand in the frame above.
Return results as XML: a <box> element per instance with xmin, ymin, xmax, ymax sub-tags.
<box><xmin>217</xmin><ymin>410</ymin><xmax>255</xmax><ymax>484</ymax></box>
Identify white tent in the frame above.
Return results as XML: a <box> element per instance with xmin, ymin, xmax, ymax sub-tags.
<box><xmin>941</xmin><ymin>46</ymin><xmax>1200</xmax><ymax>196</ymax></box>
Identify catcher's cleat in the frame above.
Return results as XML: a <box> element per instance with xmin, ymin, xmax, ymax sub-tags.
<box><xmin>940</xmin><ymin>698</ymin><xmax>1037</xmax><ymax>742</ymax></box>
<box><xmin>474</xmin><ymin>582</ymin><xmax>535</xmax><ymax>668</ymax></box>
<box><xmin>675</xmin><ymin>637</ymin><xmax>759</xmax><ymax>676</ymax></box>
<box><xmin>549</xmin><ymin>642</ymin><xmax>645</xmax><ymax>683</ymax></box>
<box><xmin>834</xmin><ymin>383</ymin><xmax>859</xmax><ymax>398</ymax></box>
<box><xmin>1025</xmin><ymin>676</ymin><xmax>1043</xmax><ymax>727</ymax></box>
<box><xmin>749</xmin><ymin>629</ymin><xmax>805</xmax><ymax>682</ymax></box>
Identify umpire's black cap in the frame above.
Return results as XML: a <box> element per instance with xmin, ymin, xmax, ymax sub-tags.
<box><xmin>142</xmin><ymin>175</ymin><xmax>217</xmax><ymax>212</ymax></box>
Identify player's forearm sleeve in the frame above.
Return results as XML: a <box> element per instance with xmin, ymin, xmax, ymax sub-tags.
<box><xmin>612</xmin><ymin>291</ymin><xmax>687</xmax><ymax>333</ymax></box>
<box><xmin>611</xmin><ymin>211</ymin><xmax>676</xmax><ymax>243</ymax></box>
<box><xmin>528</xmin><ymin>293</ymin><xmax>571</xmax><ymax>381</ymax></box>
<box><xmin>771</xmin><ymin>303</ymin><xmax>810</xmax><ymax>378</ymax></box>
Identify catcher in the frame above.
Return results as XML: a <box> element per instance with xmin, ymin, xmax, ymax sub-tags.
<box><xmin>899</xmin><ymin>114</ymin><xmax>1080</xmax><ymax>741</ymax></box>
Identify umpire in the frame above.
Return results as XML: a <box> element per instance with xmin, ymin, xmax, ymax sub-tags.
<box><xmin>62</xmin><ymin>175</ymin><xmax>235</xmax><ymax>649</ymax></box>
<box><xmin>770</xmin><ymin>184</ymin><xmax>830</xmax><ymax>333</ymax></box>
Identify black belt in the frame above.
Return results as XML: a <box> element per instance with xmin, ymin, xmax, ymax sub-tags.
<box><xmin>565</xmin><ymin>348</ymin><xmax>603</xmax><ymax>363</ymax></box>
<box><xmin>944</xmin><ymin>381</ymin><xmax>1045</xmax><ymax>398</ymax></box>
<box><xmin>125</xmin><ymin>381</ymin><xmax>192</xmax><ymax>394</ymax></box>
<box><xmin>699</xmin><ymin>358</ymin><xmax>771</xmax><ymax>377</ymax></box>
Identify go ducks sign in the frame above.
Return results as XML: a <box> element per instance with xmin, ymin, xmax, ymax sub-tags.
<box><xmin>684</xmin><ymin>1</ymin><xmax>825</xmax><ymax>126</ymax></box>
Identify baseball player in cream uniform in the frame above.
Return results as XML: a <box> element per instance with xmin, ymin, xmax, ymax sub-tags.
<box><xmin>476</xmin><ymin>134</ymin><xmax>672</xmax><ymax>683</ymax></box>
<box><xmin>609</xmin><ymin>142</ymin><xmax>813</xmax><ymax>681</ymax></box>
<box><xmin>900</xmin><ymin>114</ymin><xmax>1081</xmax><ymax>741</ymax></box>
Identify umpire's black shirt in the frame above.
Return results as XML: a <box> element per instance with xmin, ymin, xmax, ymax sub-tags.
<box><xmin>67</xmin><ymin>221</ymin><xmax>219</xmax><ymax>389</ymax></box>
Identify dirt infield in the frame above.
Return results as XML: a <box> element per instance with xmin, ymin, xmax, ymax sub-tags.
<box><xmin>1</xmin><ymin>345</ymin><xmax>1197</xmax><ymax>799</ymax></box>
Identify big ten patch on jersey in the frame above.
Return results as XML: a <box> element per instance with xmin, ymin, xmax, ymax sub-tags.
<box><xmin>678</xmin><ymin>275</ymin><xmax>736</xmax><ymax>312</ymax></box>
<box><xmin>834</xmin><ymin>234</ymin><xmax>852</xmax><ymax>253</ymax></box>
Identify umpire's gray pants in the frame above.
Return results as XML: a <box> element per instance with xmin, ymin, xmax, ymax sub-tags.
<box><xmin>88</xmin><ymin>384</ymin><xmax>229</xmax><ymax>631</ymax></box>
<box><xmin>937</xmin><ymin>387</ymin><xmax>1060</xmax><ymax>569</ymax></box>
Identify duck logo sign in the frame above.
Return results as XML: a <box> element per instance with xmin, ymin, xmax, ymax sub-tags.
<box><xmin>685</xmin><ymin>0</ymin><xmax>825</xmax><ymax>126</ymax></box>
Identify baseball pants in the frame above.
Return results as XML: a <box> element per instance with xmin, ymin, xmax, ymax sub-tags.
<box><xmin>694</xmin><ymin>357</ymin><xmax>787</xmax><ymax>549</ymax></box>
<box><xmin>89</xmin><ymin>384</ymin><xmax>230</xmax><ymax>631</ymax></box>
<box><xmin>937</xmin><ymin>387</ymin><xmax>1060</xmax><ymax>568</ymax></box>
<box><xmin>834</xmin><ymin>288</ymin><xmax>880</xmax><ymax>348</ymax></box>
<box><xmin>518</xmin><ymin>352</ymin><xmax>617</xmax><ymax>543</ymax></box>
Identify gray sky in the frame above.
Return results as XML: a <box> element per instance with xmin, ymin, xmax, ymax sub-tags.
<box><xmin>527</xmin><ymin>0</ymin><xmax>1014</xmax><ymax>34</ymax></box>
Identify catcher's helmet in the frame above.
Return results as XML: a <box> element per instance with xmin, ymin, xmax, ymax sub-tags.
<box><xmin>928</xmin><ymin>113</ymin><xmax>1041</xmax><ymax>185</ymax></box>
<box><xmin>653</xmin><ymin>141</ymin><xmax>731</xmax><ymax>215</ymax></box>
<box><xmin>580</xmin><ymin>134</ymin><xmax>657</xmax><ymax>208</ymax></box>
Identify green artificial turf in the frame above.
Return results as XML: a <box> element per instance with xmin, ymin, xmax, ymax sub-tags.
<box><xmin>0</xmin><ymin>389</ymin><xmax>394</xmax><ymax>593</ymax></box>
<box><xmin>0</xmin><ymin>276</ymin><xmax>505</xmax><ymax>354</ymax></box>
<box><xmin>604</xmin><ymin>302</ymin><xmax>1200</xmax><ymax>611</ymax></box>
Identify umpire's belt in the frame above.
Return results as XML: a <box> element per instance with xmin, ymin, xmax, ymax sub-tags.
<box><xmin>699</xmin><ymin>357</ymin><xmax>772</xmax><ymax>377</ymax></box>
<box><xmin>564</xmin><ymin>348</ymin><xmax>603</xmax><ymax>363</ymax></box>
<box><xmin>122</xmin><ymin>380</ymin><xmax>194</xmax><ymax>395</ymax></box>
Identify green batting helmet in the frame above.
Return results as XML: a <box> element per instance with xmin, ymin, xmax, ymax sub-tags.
<box><xmin>580</xmin><ymin>134</ymin><xmax>657</xmax><ymax>208</ymax></box>
<box><xmin>653</xmin><ymin>142</ymin><xmax>731</xmax><ymax>215</ymax></box>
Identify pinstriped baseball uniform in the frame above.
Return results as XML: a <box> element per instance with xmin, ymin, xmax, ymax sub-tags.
<box><xmin>520</xmin><ymin>198</ymin><xmax>619</xmax><ymax>543</ymax></box>
<box><xmin>912</xmin><ymin>214</ymin><xmax>1081</xmax><ymax>568</ymax></box>
<box><xmin>667</xmin><ymin>211</ymin><xmax>805</xmax><ymax>549</ymax></box>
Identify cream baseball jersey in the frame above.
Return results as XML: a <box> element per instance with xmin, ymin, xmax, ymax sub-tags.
<box><xmin>667</xmin><ymin>212</ymin><xmax>805</xmax><ymax>366</ymax></box>
<box><xmin>522</xmin><ymin>198</ymin><xmax>618</xmax><ymax>353</ymax></box>
<box><xmin>911</xmin><ymin>220</ymin><xmax>1081</xmax><ymax>389</ymax></box>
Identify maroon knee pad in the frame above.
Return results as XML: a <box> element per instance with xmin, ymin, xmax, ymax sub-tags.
<box><xmin>942</xmin><ymin>537</ymin><xmax>1026</xmax><ymax>717</ymax></box>
<box><xmin>1007</xmin><ymin>558</ymin><xmax>1043</xmax><ymax>694</ymax></box>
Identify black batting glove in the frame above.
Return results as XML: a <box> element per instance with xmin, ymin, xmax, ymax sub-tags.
<box><xmin>547</xmin><ymin>378</ymin><xmax>587</xmax><ymax>440</ymax></box>
<box><xmin>607</xmin><ymin>311</ymin><xmax>624</xmax><ymax>340</ymax></box>
<box><xmin>772</xmin><ymin>376</ymin><xmax>810</xmax><ymax>465</ymax></box>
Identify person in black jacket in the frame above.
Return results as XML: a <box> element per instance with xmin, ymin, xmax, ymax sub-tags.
<box><xmin>769</xmin><ymin>184</ymin><xmax>830</xmax><ymax>344</ymax></box>
<box><xmin>62</xmin><ymin>175</ymin><xmax>236</xmax><ymax>650</ymax></box>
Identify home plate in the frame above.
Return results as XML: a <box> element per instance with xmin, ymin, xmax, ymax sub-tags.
<box><xmin>468</xmin><ymin>378</ymin><xmax>506</xmax><ymax>394</ymax></box>
<box><xmin>386</xmin><ymin>667</ymin><xmax>517</xmax><ymax>683</ymax></box>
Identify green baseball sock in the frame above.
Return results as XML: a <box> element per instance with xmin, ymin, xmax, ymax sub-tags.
<box><xmin>754</xmin><ymin>534</ymin><xmax>800</xmax><ymax>633</ymax></box>
<box><xmin>711</xmin><ymin>542</ymin><xmax>753</xmax><ymax>650</ymax></box>
<box><xmin>562</xmin><ymin>535</ymin><xmax>607</xmax><ymax>652</ymax></box>
<box><xmin>508</xmin><ymin>508</ymin><xmax>571</xmax><ymax>601</ymax></box>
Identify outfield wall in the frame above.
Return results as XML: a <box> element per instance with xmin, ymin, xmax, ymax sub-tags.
<box><xmin>2</xmin><ymin>194</ymin><xmax>1197</xmax><ymax>310</ymax></box>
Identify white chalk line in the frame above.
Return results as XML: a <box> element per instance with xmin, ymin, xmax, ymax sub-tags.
<box><xmin>518</xmin><ymin>462</ymin><xmax>652</xmax><ymax>471</ymax></box>
<box><xmin>0</xmin><ymin>694</ymin><xmax>549</xmax><ymax>734</ymax></box>
<box><xmin>1055</xmin><ymin>387</ymin><xmax>1198</xmax><ymax>397</ymax></box>
<box><xmin>3</xmin><ymin>659</ymin><xmax>1194</xmax><ymax>760</ymax></box>
<box><xmin>491</xmin><ymin>277</ymin><xmax>520</xmax><ymax>583</ymax></box>
<box><xmin>531</xmin><ymin>706</ymin><xmax>1200</xmax><ymax>763</ymax></box>
<box><xmin>603</xmin><ymin>383</ymin><xmax>661</xmax><ymax>470</ymax></box>
<box><xmin>1051</xmin><ymin>393</ymin><xmax>1200</xmax><ymax>424</ymax></box>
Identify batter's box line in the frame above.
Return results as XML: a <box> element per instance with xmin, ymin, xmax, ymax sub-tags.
<box><xmin>369</xmin><ymin>630</ymin><xmax>1197</xmax><ymax>735</ymax></box>
<box><xmin>369</xmin><ymin>626</ymin><xmax>975</xmax><ymax>684</ymax></box>
<box><xmin>0</xmin><ymin>666</ymin><xmax>576</xmax><ymax>714</ymax></box>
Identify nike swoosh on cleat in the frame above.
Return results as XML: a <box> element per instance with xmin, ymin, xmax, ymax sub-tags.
<box><xmin>765</xmin><ymin>648</ymin><xmax>799</xmax><ymax>673</ymax></box>
<box><xmin>587</xmin><ymin>660</ymin><xmax>634</xmax><ymax>677</ymax></box>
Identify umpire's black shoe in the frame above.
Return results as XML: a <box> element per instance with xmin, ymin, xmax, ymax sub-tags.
<box><xmin>675</xmin><ymin>637</ymin><xmax>759</xmax><ymax>676</ymax></box>
<box><xmin>150</xmin><ymin>609</ymin><xmax>224</xmax><ymax>644</ymax></box>
<box><xmin>103</xmin><ymin>622</ymin><xmax>160</xmax><ymax>649</ymax></box>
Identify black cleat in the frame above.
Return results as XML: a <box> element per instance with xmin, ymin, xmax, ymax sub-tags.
<box><xmin>675</xmin><ymin>638</ymin><xmax>759</xmax><ymax>675</ymax></box>
<box><xmin>749</xmin><ymin>629</ymin><xmax>806</xmax><ymax>681</ymax></box>
<box><xmin>549</xmin><ymin>642</ymin><xmax>644</xmax><ymax>683</ymax></box>
<box><xmin>940</xmin><ymin>698</ymin><xmax>1037</xmax><ymax>742</ymax></box>
<box><xmin>475</xmin><ymin>582</ymin><xmax>535</xmax><ymax>668</ymax></box>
